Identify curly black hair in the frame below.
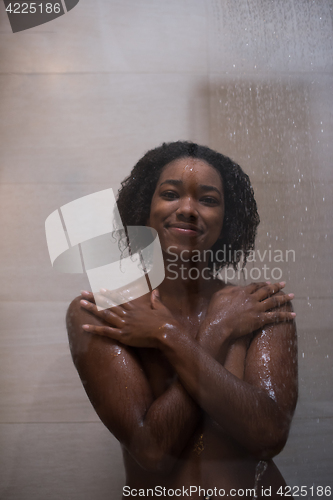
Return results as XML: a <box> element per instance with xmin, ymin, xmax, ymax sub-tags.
<box><xmin>116</xmin><ymin>141</ymin><xmax>260</xmax><ymax>270</ymax></box>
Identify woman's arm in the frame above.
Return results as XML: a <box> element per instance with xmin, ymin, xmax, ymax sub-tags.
<box><xmin>67</xmin><ymin>296</ymin><xmax>201</xmax><ymax>474</ymax></box>
<box><xmin>160</xmin><ymin>297</ymin><xmax>298</xmax><ymax>459</ymax></box>
<box><xmin>78</xmin><ymin>283</ymin><xmax>297</xmax><ymax>461</ymax></box>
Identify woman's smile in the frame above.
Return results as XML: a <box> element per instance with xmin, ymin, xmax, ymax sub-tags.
<box><xmin>166</xmin><ymin>222</ymin><xmax>203</xmax><ymax>237</ymax></box>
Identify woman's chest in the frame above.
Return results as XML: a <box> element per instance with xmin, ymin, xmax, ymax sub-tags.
<box><xmin>136</xmin><ymin>335</ymin><xmax>250</xmax><ymax>399</ymax></box>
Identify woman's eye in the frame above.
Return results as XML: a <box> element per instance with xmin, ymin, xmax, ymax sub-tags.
<box><xmin>161</xmin><ymin>191</ymin><xmax>178</xmax><ymax>200</ymax></box>
<box><xmin>201</xmin><ymin>196</ymin><xmax>218</xmax><ymax>205</ymax></box>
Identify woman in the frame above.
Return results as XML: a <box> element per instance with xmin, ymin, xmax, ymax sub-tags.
<box><xmin>67</xmin><ymin>142</ymin><xmax>297</xmax><ymax>499</ymax></box>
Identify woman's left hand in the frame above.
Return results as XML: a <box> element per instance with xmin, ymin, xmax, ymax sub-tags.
<box><xmin>79</xmin><ymin>289</ymin><xmax>180</xmax><ymax>349</ymax></box>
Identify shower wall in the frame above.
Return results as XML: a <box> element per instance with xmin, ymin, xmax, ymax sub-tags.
<box><xmin>206</xmin><ymin>1</ymin><xmax>333</xmax><ymax>488</ymax></box>
<box><xmin>0</xmin><ymin>1</ymin><xmax>332</xmax><ymax>498</ymax></box>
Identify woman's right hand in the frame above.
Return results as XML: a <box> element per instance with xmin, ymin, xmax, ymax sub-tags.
<box><xmin>79</xmin><ymin>289</ymin><xmax>183</xmax><ymax>349</ymax></box>
<box><xmin>197</xmin><ymin>282</ymin><xmax>295</xmax><ymax>354</ymax></box>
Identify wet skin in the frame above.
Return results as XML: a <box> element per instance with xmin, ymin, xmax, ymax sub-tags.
<box><xmin>67</xmin><ymin>158</ymin><xmax>298</xmax><ymax>499</ymax></box>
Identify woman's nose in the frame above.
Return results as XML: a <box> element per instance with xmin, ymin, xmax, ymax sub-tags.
<box><xmin>176</xmin><ymin>196</ymin><xmax>198</xmax><ymax>219</ymax></box>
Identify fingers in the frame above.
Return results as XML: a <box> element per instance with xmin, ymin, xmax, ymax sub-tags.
<box><xmin>81</xmin><ymin>290</ymin><xmax>133</xmax><ymax>311</ymax></box>
<box><xmin>261</xmin><ymin>293</ymin><xmax>294</xmax><ymax>311</ymax></box>
<box><xmin>99</xmin><ymin>288</ymin><xmax>134</xmax><ymax>311</ymax></box>
<box><xmin>94</xmin><ymin>293</ymin><xmax>112</xmax><ymax>310</ymax></box>
<box><xmin>82</xmin><ymin>324</ymin><xmax>121</xmax><ymax>340</ymax></box>
<box><xmin>264</xmin><ymin>310</ymin><xmax>296</xmax><ymax>324</ymax></box>
<box><xmin>81</xmin><ymin>290</ymin><xmax>116</xmax><ymax>310</ymax></box>
<box><xmin>80</xmin><ymin>299</ymin><xmax>99</xmax><ymax>314</ymax></box>
<box><xmin>80</xmin><ymin>300</ymin><xmax>125</xmax><ymax>328</ymax></box>
<box><xmin>246</xmin><ymin>282</ymin><xmax>269</xmax><ymax>294</ymax></box>
<box><xmin>253</xmin><ymin>282</ymin><xmax>286</xmax><ymax>301</ymax></box>
<box><xmin>80</xmin><ymin>290</ymin><xmax>95</xmax><ymax>303</ymax></box>
<box><xmin>108</xmin><ymin>305</ymin><xmax>128</xmax><ymax>317</ymax></box>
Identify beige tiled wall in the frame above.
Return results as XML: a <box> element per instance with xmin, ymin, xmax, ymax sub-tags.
<box><xmin>207</xmin><ymin>1</ymin><xmax>333</xmax><ymax>488</ymax></box>
<box><xmin>0</xmin><ymin>1</ymin><xmax>332</xmax><ymax>498</ymax></box>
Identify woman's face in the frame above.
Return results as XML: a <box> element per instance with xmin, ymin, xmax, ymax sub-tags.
<box><xmin>147</xmin><ymin>157</ymin><xmax>224</xmax><ymax>255</ymax></box>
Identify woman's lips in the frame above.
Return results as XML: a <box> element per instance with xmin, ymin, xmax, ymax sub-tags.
<box><xmin>167</xmin><ymin>225</ymin><xmax>201</xmax><ymax>236</ymax></box>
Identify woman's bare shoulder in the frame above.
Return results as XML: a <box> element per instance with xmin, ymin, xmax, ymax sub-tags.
<box><xmin>66</xmin><ymin>296</ymin><xmax>121</xmax><ymax>365</ymax></box>
<box><xmin>66</xmin><ymin>295</ymin><xmax>99</xmax><ymax>338</ymax></box>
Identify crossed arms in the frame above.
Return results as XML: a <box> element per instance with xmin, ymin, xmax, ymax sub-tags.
<box><xmin>66</xmin><ymin>283</ymin><xmax>298</xmax><ymax>473</ymax></box>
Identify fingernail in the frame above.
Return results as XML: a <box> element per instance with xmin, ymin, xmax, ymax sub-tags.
<box><xmin>80</xmin><ymin>300</ymin><xmax>88</xmax><ymax>306</ymax></box>
<box><xmin>288</xmin><ymin>293</ymin><xmax>295</xmax><ymax>299</ymax></box>
<box><xmin>279</xmin><ymin>281</ymin><xmax>286</xmax><ymax>287</ymax></box>
<box><xmin>266</xmin><ymin>281</ymin><xmax>271</xmax><ymax>284</ymax></box>
<box><xmin>82</xmin><ymin>324</ymin><xmax>90</xmax><ymax>330</ymax></box>
<box><xmin>291</xmin><ymin>312</ymin><xmax>296</xmax><ymax>317</ymax></box>
<box><xmin>81</xmin><ymin>290</ymin><xmax>90</xmax><ymax>296</ymax></box>
<box><xmin>100</xmin><ymin>288</ymin><xmax>107</xmax><ymax>293</ymax></box>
